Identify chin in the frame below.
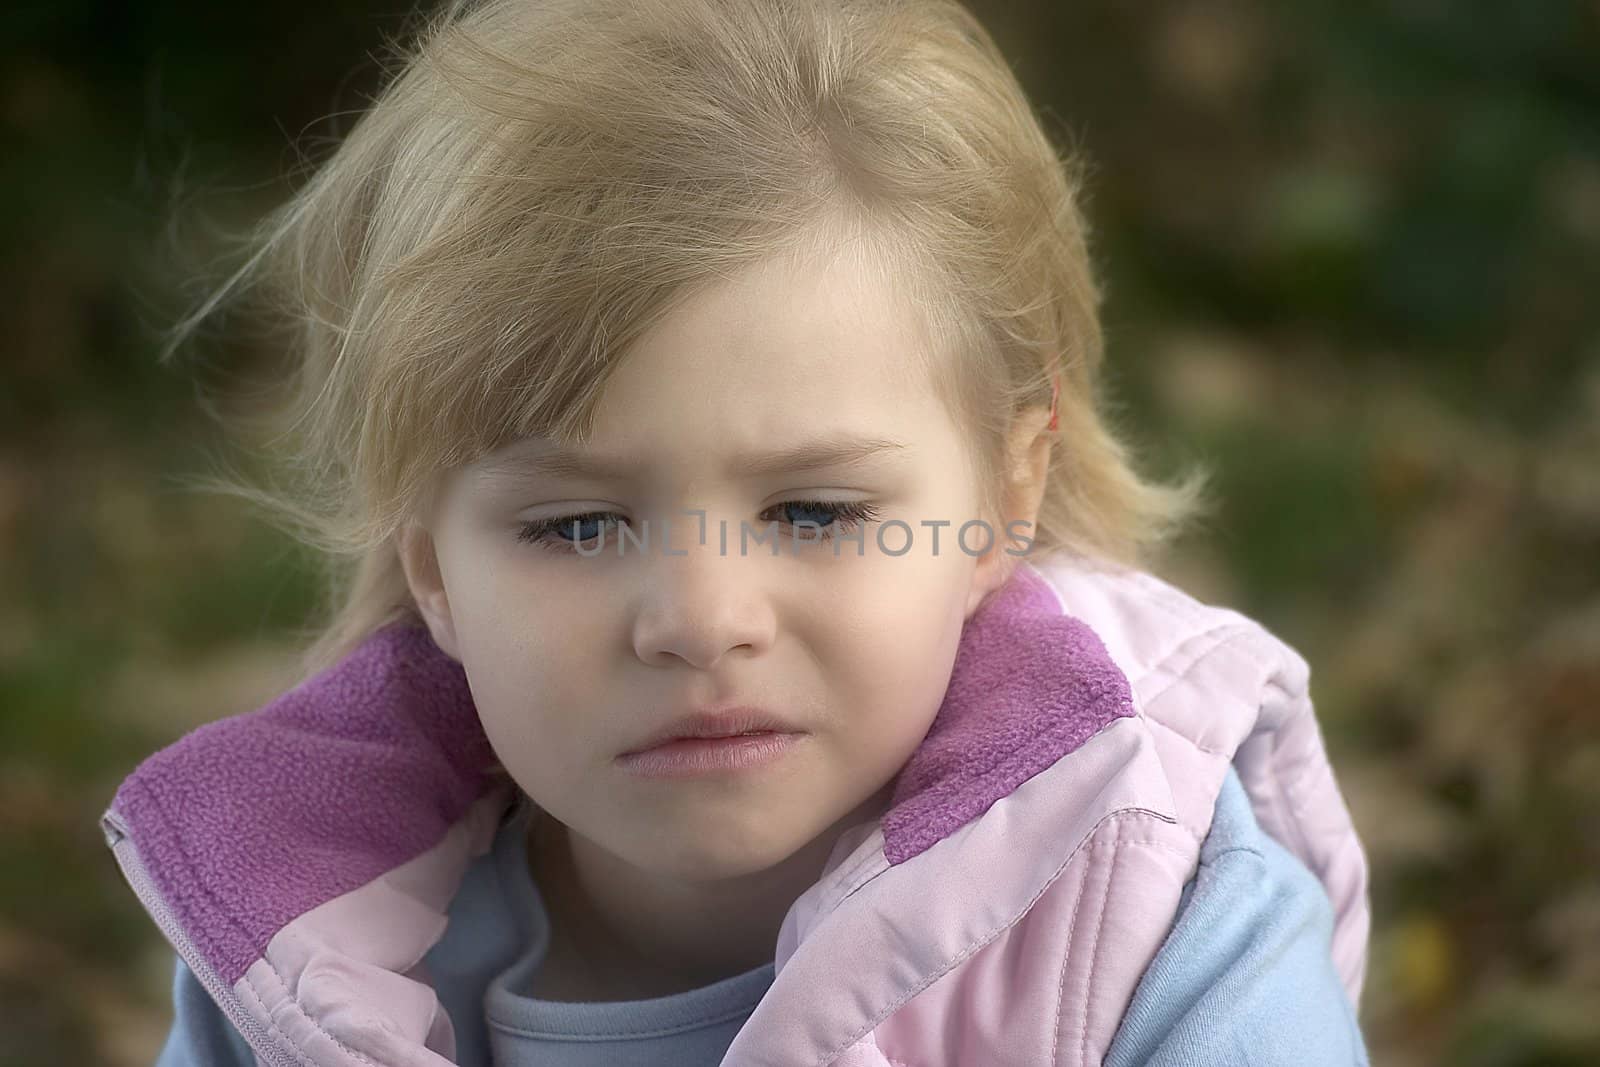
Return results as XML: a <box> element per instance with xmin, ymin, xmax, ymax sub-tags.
<box><xmin>632</xmin><ymin>826</ymin><xmax>805</xmax><ymax>882</ymax></box>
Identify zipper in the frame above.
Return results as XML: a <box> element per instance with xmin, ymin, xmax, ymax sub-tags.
<box><xmin>101</xmin><ymin>808</ymin><xmax>305</xmax><ymax>1067</ymax></box>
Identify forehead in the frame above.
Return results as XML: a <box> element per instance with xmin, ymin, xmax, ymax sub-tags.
<box><xmin>605</xmin><ymin>242</ymin><xmax>937</xmax><ymax>426</ymax></box>
<box><xmin>474</xmin><ymin>242</ymin><xmax>950</xmax><ymax>484</ymax></box>
<box><xmin>480</xmin><ymin>431</ymin><xmax>910</xmax><ymax>480</ymax></box>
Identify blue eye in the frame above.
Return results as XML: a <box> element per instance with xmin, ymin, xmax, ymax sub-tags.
<box><xmin>515</xmin><ymin>511</ymin><xmax>619</xmax><ymax>552</ymax></box>
<box><xmin>774</xmin><ymin>500</ymin><xmax>878</xmax><ymax>539</ymax></box>
<box><xmin>515</xmin><ymin>499</ymin><xmax>880</xmax><ymax>554</ymax></box>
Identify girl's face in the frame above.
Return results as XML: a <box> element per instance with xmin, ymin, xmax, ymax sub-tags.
<box><xmin>401</xmin><ymin>244</ymin><xmax>1036</xmax><ymax>888</ymax></box>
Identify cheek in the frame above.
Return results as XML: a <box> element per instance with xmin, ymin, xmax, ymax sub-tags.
<box><xmin>443</xmin><ymin>535</ymin><xmax>608</xmax><ymax>669</ymax></box>
<box><xmin>811</xmin><ymin>553</ymin><xmax>972</xmax><ymax>736</ymax></box>
<box><xmin>444</xmin><ymin>570</ymin><xmax>616</xmax><ymax>780</ymax></box>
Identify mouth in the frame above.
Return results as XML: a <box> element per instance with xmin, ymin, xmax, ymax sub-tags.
<box><xmin>614</xmin><ymin>730</ymin><xmax>804</xmax><ymax>779</ymax></box>
<box><xmin>619</xmin><ymin>706</ymin><xmax>803</xmax><ymax>757</ymax></box>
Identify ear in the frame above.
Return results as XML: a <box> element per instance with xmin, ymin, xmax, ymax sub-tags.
<box><xmin>965</xmin><ymin>404</ymin><xmax>1054</xmax><ymax>618</ymax></box>
<box><xmin>396</xmin><ymin>521</ymin><xmax>462</xmax><ymax>661</ymax></box>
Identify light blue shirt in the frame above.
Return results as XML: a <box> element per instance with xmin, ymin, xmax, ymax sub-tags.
<box><xmin>155</xmin><ymin>764</ymin><xmax>1368</xmax><ymax>1065</ymax></box>
<box><xmin>1104</xmin><ymin>765</ymin><xmax>1370</xmax><ymax>1065</ymax></box>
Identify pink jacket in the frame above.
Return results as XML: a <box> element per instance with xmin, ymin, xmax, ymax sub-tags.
<box><xmin>103</xmin><ymin>551</ymin><xmax>1370</xmax><ymax>1066</ymax></box>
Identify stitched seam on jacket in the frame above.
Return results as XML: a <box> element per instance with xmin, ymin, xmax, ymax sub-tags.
<box><xmin>1128</xmin><ymin>568</ymin><xmax>1246</xmax><ymax>635</ymax></box>
<box><xmin>1079</xmin><ymin>823</ymin><xmax>1118</xmax><ymax>1067</ymax></box>
<box><xmin>1051</xmin><ymin>831</ymin><xmax>1205</xmax><ymax>1067</ymax></box>
<box><xmin>1262</xmin><ymin>714</ymin><xmax>1316</xmax><ymax>866</ymax></box>
<box><xmin>1270</xmin><ymin>686</ymin><xmax>1323</xmax><ymax>864</ymax></box>
<box><xmin>235</xmin><ymin>973</ymin><xmax>318</xmax><ymax>1067</ymax></box>
<box><xmin>1080</xmin><ymin>836</ymin><xmax>1196</xmax><ymax>861</ymax></box>
<box><xmin>1048</xmin><ymin>563</ymin><xmax>1213</xmax><ymax>638</ymax></box>
<box><xmin>1078</xmin><ymin>807</ymin><xmax>1200</xmax><ymax>854</ymax></box>
<box><xmin>1200</xmin><ymin>625</ymin><xmax>1325</xmax><ymax>863</ymax></box>
<box><xmin>241</xmin><ymin>944</ymin><xmax>384</xmax><ymax>1067</ymax></box>
<box><xmin>1131</xmin><ymin>624</ymin><xmax>1253</xmax><ymax>720</ymax></box>
<box><xmin>819</xmin><ymin>806</ymin><xmax>1169</xmax><ymax>1067</ymax></box>
<box><xmin>1139</xmin><ymin>697</ymin><xmax>1232</xmax><ymax>762</ymax></box>
<box><xmin>1049</xmin><ymin>858</ymin><xmax>1086</xmax><ymax>1067</ymax></box>
<box><xmin>139</xmin><ymin>780</ymin><xmax>353</xmax><ymax>1067</ymax></box>
<box><xmin>1144</xmin><ymin>623</ymin><xmax>1332</xmax><ymax>876</ymax></box>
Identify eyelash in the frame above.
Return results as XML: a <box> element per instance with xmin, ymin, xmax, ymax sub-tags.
<box><xmin>515</xmin><ymin>499</ymin><xmax>882</xmax><ymax>554</ymax></box>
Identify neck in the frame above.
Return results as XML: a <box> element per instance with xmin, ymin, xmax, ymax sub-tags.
<box><xmin>524</xmin><ymin>784</ymin><xmax>892</xmax><ymax>998</ymax></box>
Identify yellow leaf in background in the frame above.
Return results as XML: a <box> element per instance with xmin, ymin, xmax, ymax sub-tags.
<box><xmin>1392</xmin><ymin>914</ymin><xmax>1456</xmax><ymax>1009</ymax></box>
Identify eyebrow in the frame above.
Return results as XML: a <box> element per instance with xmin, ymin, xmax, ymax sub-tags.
<box><xmin>479</xmin><ymin>434</ymin><xmax>910</xmax><ymax>483</ymax></box>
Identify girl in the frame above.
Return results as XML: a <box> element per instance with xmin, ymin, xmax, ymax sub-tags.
<box><xmin>108</xmin><ymin>0</ymin><xmax>1372</xmax><ymax>1063</ymax></box>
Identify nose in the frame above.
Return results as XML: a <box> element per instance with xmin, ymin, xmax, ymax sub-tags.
<box><xmin>630</xmin><ymin>521</ymin><xmax>777</xmax><ymax>670</ymax></box>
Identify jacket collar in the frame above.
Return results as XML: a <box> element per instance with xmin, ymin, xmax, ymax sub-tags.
<box><xmin>735</xmin><ymin>560</ymin><xmax>1180</xmax><ymax>1062</ymax></box>
<box><xmin>103</xmin><ymin>555</ymin><xmax>1177</xmax><ymax>1064</ymax></box>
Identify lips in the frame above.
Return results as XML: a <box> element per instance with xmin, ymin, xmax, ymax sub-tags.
<box><xmin>619</xmin><ymin>706</ymin><xmax>803</xmax><ymax>757</ymax></box>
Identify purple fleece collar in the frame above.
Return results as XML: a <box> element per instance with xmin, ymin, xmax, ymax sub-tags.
<box><xmin>108</xmin><ymin>562</ymin><xmax>1133</xmax><ymax>986</ymax></box>
<box><xmin>882</xmin><ymin>564</ymin><xmax>1135</xmax><ymax>863</ymax></box>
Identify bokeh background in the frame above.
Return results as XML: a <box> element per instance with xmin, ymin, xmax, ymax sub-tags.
<box><xmin>3</xmin><ymin>1</ymin><xmax>1598</xmax><ymax>1064</ymax></box>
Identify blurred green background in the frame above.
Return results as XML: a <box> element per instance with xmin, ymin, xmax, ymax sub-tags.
<box><xmin>2</xmin><ymin>1</ymin><xmax>1597</xmax><ymax>1064</ymax></box>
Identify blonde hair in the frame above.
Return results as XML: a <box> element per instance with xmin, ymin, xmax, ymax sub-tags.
<box><xmin>162</xmin><ymin>0</ymin><xmax>1212</xmax><ymax>683</ymax></box>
